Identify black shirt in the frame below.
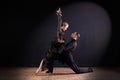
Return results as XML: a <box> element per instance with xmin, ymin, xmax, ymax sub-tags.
<box><xmin>63</xmin><ymin>39</ymin><xmax>77</xmax><ymax>53</ymax></box>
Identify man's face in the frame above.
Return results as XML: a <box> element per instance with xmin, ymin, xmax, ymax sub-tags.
<box><xmin>71</xmin><ymin>32</ymin><xmax>77</xmax><ymax>39</ymax></box>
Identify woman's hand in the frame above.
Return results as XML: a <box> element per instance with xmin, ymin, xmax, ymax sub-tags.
<box><xmin>56</xmin><ymin>8</ymin><xmax>62</xmax><ymax>16</ymax></box>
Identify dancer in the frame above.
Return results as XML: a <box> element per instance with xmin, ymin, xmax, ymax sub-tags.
<box><xmin>35</xmin><ymin>8</ymin><xmax>69</xmax><ymax>74</ymax></box>
<box><xmin>60</xmin><ymin>32</ymin><xmax>93</xmax><ymax>74</ymax></box>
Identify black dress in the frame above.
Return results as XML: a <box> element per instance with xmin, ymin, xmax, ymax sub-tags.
<box><xmin>44</xmin><ymin>31</ymin><xmax>65</xmax><ymax>73</ymax></box>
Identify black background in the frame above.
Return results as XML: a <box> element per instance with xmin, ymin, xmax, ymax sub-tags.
<box><xmin>1</xmin><ymin>0</ymin><xmax>120</xmax><ymax>67</ymax></box>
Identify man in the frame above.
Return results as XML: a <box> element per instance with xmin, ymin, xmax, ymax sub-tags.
<box><xmin>60</xmin><ymin>32</ymin><xmax>93</xmax><ymax>74</ymax></box>
<box><xmin>35</xmin><ymin>8</ymin><xmax>69</xmax><ymax>74</ymax></box>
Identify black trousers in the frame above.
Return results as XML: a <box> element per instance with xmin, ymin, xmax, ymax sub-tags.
<box><xmin>61</xmin><ymin>52</ymin><xmax>81</xmax><ymax>73</ymax></box>
<box><xmin>61</xmin><ymin>52</ymin><xmax>93</xmax><ymax>74</ymax></box>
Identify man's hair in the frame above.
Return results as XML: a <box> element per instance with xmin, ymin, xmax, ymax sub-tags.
<box><xmin>76</xmin><ymin>32</ymin><xmax>80</xmax><ymax>37</ymax></box>
<box><xmin>61</xmin><ymin>22</ymin><xmax>69</xmax><ymax>27</ymax></box>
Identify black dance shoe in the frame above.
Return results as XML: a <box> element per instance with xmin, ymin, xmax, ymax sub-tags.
<box><xmin>88</xmin><ymin>67</ymin><xmax>93</xmax><ymax>72</ymax></box>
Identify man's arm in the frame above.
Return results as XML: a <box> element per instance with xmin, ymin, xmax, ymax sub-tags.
<box><xmin>64</xmin><ymin>43</ymin><xmax>75</xmax><ymax>52</ymax></box>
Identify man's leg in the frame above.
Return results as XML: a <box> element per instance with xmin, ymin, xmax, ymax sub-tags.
<box><xmin>63</xmin><ymin>53</ymin><xmax>93</xmax><ymax>74</ymax></box>
<box><xmin>63</xmin><ymin>53</ymin><xmax>81</xmax><ymax>74</ymax></box>
<box><xmin>79</xmin><ymin>67</ymin><xmax>93</xmax><ymax>73</ymax></box>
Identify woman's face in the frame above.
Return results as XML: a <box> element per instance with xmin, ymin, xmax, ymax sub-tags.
<box><xmin>61</xmin><ymin>25</ymin><xmax>69</xmax><ymax>31</ymax></box>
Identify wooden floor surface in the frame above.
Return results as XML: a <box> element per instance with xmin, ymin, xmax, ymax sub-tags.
<box><xmin>0</xmin><ymin>67</ymin><xmax>120</xmax><ymax>80</ymax></box>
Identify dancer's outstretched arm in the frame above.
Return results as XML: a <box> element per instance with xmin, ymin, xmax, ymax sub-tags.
<box><xmin>56</xmin><ymin>8</ymin><xmax>63</xmax><ymax>40</ymax></box>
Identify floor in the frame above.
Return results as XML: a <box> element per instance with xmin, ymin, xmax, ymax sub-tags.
<box><xmin>0</xmin><ymin>67</ymin><xmax>120</xmax><ymax>80</ymax></box>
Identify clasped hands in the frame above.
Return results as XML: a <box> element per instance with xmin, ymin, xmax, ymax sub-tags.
<box><xmin>57</xmin><ymin>38</ymin><xmax>64</xmax><ymax>43</ymax></box>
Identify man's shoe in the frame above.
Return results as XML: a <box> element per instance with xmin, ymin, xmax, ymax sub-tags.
<box><xmin>88</xmin><ymin>67</ymin><xmax>93</xmax><ymax>72</ymax></box>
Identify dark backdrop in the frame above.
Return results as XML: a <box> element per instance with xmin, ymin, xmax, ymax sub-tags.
<box><xmin>1</xmin><ymin>0</ymin><xmax>120</xmax><ymax>67</ymax></box>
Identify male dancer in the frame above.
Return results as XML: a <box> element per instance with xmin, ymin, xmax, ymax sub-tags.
<box><xmin>60</xmin><ymin>32</ymin><xmax>93</xmax><ymax>74</ymax></box>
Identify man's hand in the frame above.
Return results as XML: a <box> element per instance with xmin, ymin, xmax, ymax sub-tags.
<box><xmin>57</xmin><ymin>38</ymin><xmax>64</xmax><ymax>43</ymax></box>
